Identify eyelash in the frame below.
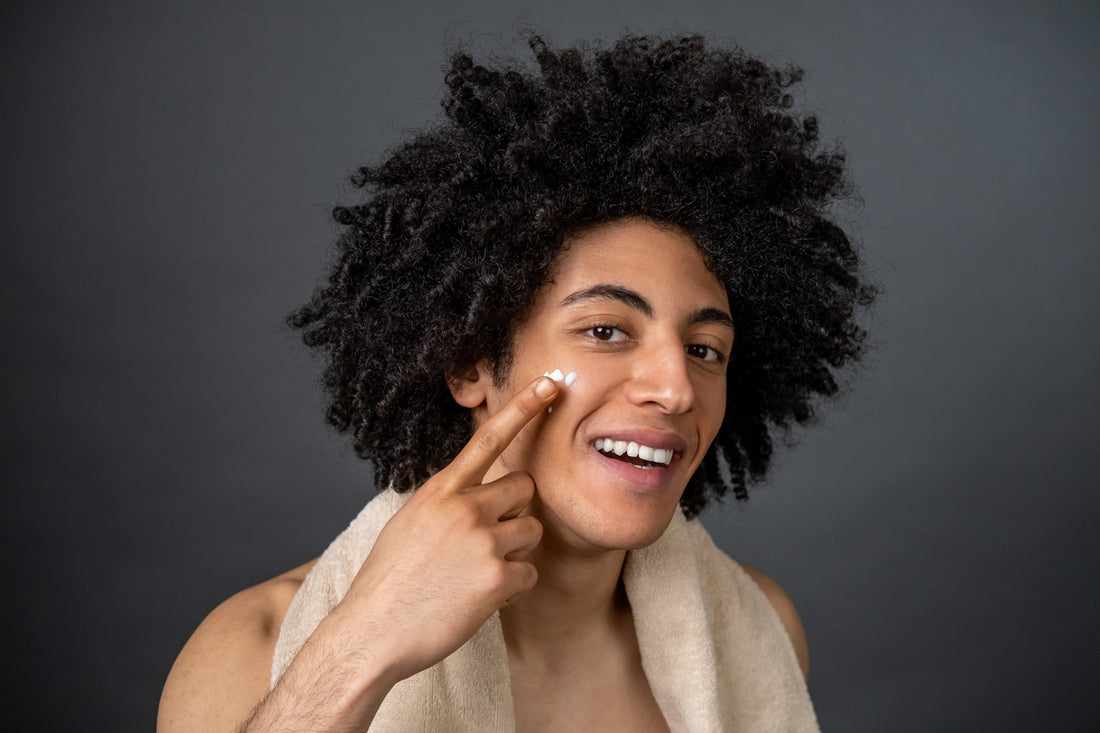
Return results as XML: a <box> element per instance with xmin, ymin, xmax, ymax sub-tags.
<box><xmin>586</xmin><ymin>324</ymin><xmax>629</xmax><ymax>343</ymax></box>
<box><xmin>686</xmin><ymin>343</ymin><xmax>724</xmax><ymax>363</ymax></box>
<box><xmin>583</xmin><ymin>324</ymin><xmax>727</xmax><ymax>364</ymax></box>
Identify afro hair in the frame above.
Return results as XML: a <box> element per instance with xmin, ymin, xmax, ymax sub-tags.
<box><xmin>290</xmin><ymin>33</ymin><xmax>875</xmax><ymax>517</ymax></box>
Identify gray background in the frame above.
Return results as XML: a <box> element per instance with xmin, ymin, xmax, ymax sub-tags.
<box><xmin>3</xmin><ymin>1</ymin><xmax>1098</xmax><ymax>730</ymax></box>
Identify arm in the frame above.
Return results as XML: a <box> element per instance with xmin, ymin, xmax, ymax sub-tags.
<box><xmin>158</xmin><ymin>375</ymin><xmax>559</xmax><ymax>732</ymax></box>
<box><xmin>157</xmin><ymin>561</ymin><xmax>316</xmax><ymax>732</ymax></box>
<box><xmin>742</xmin><ymin>566</ymin><xmax>810</xmax><ymax>680</ymax></box>
<box><xmin>236</xmin><ymin>606</ymin><xmax>398</xmax><ymax>732</ymax></box>
<box><xmin>158</xmin><ymin>572</ymin><xmax>397</xmax><ymax>733</ymax></box>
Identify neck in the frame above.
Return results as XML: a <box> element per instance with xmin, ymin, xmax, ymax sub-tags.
<box><xmin>499</xmin><ymin>520</ymin><xmax>631</xmax><ymax>662</ymax></box>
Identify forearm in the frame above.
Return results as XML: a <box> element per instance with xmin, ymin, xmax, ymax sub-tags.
<box><xmin>238</xmin><ymin>377</ymin><xmax>555</xmax><ymax>730</ymax></box>
<box><xmin>240</xmin><ymin>617</ymin><xmax>397</xmax><ymax>732</ymax></box>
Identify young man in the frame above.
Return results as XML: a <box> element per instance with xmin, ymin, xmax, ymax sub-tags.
<box><xmin>159</xmin><ymin>34</ymin><xmax>873</xmax><ymax>731</ymax></box>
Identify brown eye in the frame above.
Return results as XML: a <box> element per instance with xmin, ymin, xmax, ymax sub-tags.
<box><xmin>686</xmin><ymin>343</ymin><xmax>721</xmax><ymax>362</ymax></box>
<box><xmin>588</xmin><ymin>325</ymin><xmax>627</xmax><ymax>342</ymax></box>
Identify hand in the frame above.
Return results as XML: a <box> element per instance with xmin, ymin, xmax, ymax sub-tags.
<box><xmin>326</xmin><ymin>374</ymin><xmax>558</xmax><ymax>685</ymax></box>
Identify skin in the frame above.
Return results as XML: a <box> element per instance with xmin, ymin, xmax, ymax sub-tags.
<box><xmin>459</xmin><ymin>219</ymin><xmax>735</xmax><ymax>553</ymax></box>
<box><xmin>157</xmin><ymin>218</ymin><xmax>809</xmax><ymax>733</ymax></box>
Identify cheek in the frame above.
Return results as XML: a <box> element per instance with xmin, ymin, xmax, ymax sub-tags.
<box><xmin>492</xmin><ymin>414</ymin><xmax>552</xmax><ymax>479</ymax></box>
<box><xmin>700</xmin><ymin>382</ymin><xmax>727</xmax><ymax>441</ymax></box>
<box><xmin>541</xmin><ymin>361</ymin><xmax>618</xmax><ymax>422</ymax></box>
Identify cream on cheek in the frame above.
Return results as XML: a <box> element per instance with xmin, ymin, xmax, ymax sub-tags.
<box><xmin>482</xmin><ymin>368</ymin><xmax>581</xmax><ymax>477</ymax></box>
<box><xmin>542</xmin><ymin>368</ymin><xmax>578</xmax><ymax>412</ymax></box>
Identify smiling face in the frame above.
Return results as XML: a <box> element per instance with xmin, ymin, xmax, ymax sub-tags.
<box><xmin>453</xmin><ymin>218</ymin><xmax>733</xmax><ymax>552</ymax></box>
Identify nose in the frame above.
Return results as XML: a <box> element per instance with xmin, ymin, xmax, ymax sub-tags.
<box><xmin>623</xmin><ymin>337</ymin><xmax>696</xmax><ymax>415</ymax></box>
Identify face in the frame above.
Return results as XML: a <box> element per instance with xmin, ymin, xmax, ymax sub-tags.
<box><xmin>456</xmin><ymin>218</ymin><xmax>733</xmax><ymax>552</ymax></box>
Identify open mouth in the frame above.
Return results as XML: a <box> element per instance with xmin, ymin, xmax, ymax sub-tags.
<box><xmin>593</xmin><ymin>438</ymin><xmax>674</xmax><ymax>470</ymax></box>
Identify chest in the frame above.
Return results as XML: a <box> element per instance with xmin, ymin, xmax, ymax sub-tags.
<box><xmin>508</xmin><ymin>653</ymin><xmax>669</xmax><ymax>733</ymax></box>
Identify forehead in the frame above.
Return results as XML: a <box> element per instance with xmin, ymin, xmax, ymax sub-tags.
<box><xmin>544</xmin><ymin>218</ymin><xmax>728</xmax><ymax>308</ymax></box>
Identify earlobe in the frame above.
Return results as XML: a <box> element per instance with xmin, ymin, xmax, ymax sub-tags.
<box><xmin>447</xmin><ymin>360</ymin><xmax>492</xmax><ymax>408</ymax></box>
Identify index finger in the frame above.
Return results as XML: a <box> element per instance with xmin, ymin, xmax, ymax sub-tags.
<box><xmin>444</xmin><ymin>375</ymin><xmax>559</xmax><ymax>487</ymax></box>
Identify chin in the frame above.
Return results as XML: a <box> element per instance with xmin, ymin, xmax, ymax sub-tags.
<box><xmin>549</xmin><ymin>494</ymin><xmax>682</xmax><ymax>552</ymax></box>
<box><xmin>601</xmin><ymin>524</ymin><xmax>675</xmax><ymax>551</ymax></box>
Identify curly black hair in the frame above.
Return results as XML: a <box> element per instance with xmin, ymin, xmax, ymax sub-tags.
<box><xmin>289</xmin><ymin>33</ymin><xmax>875</xmax><ymax>517</ymax></box>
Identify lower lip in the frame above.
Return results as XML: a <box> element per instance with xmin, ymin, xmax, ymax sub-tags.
<box><xmin>592</xmin><ymin>448</ymin><xmax>678</xmax><ymax>491</ymax></box>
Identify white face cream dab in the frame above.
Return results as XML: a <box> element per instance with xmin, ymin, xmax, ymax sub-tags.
<box><xmin>543</xmin><ymin>369</ymin><xmax>578</xmax><ymax>412</ymax></box>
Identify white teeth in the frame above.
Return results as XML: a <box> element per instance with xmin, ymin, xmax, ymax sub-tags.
<box><xmin>548</xmin><ymin>368</ymin><xmax>564</xmax><ymax>382</ymax></box>
<box><xmin>564</xmin><ymin>371</ymin><xmax>577</xmax><ymax>386</ymax></box>
<box><xmin>594</xmin><ymin>438</ymin><xmax>674</xmax><ymax>466</ymax></box>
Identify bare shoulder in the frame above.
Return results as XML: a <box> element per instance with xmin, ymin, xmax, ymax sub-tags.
<box><xmin>157</xmin><ymin>559</ymin><xmax>319</xmax><ymax>733</ymax></box>
<box><xmin>741</xmin><ymin>565</ymin><xmax>810</xmax><ymax>680</ymax></box>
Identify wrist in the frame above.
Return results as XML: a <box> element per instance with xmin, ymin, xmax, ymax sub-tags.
<box><xmin>309</xmin><ymin>610</ymin><xmax>402</xmax><ymax>700</ymax></box>
<box><xmin>251</xmin><ymin>613</ymin><xmax>398</xmax><ymax>730</ymax></box>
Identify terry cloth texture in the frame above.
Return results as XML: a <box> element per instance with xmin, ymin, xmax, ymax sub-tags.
<box><xmin>271</xmin><ymin>489</ymin><xmax>820</xmax><ymax>732</ymax></box>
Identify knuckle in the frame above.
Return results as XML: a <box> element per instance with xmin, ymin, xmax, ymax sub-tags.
<box><xmin>521</xmin><ymin>516</ymin><xmax>543</xmax><ymax>541</ymax></box>
<box><xmin>517</xmin><ymin>562</ymin><xmax>538</xmax><ymax>590</ymax></box>
<box><xmin>450</xmin><ymin>498</ymin><xmax>482</xmax><ymax>530</ymax></box>
<box><xmin>471</xmin><ymin>425</ymin><xmax>502</xmax><ymax>457</ymax></box>
<box><xmin>501</xmin><ymin>564</ymin><xmax>538</xmax><ymax>605</ymax></box>
<box><xmin>418</xmin><ymin>470</ymin><xmax>459</xmax><ymax>497</ymax></box>
<box><xmin>473</xmin><ymin>528</ymin><xmax>498</xmax><ymax>558</ymax></box>
<box><xmin>482</xmin><ymin>562</ymin><xmax>510</xmax><ymax>595</ymax></box>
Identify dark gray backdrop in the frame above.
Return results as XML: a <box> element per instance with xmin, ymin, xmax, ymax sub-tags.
<box><xmin>3</xmin><ymin>1</ymin><xmax>1098</xmax><ymax>730</ymax></box>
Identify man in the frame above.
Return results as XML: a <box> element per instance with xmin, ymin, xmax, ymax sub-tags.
<box><xmin>159</xmin><ymin>34</ymin><xmax>873</xmax><ymax>731</ymax></box>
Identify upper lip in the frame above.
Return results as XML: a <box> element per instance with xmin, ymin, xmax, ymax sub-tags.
<box><xmin>586</xmin><ymin>428</ymin><xmax>689</xmax><ymax>455</ymax></box>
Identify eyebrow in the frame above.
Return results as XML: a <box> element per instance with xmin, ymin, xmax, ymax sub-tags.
<box><xmin>560</xmin><ymin>284</ymin><xmax>653</xmax><ymax>317</ymax></box>
<box><xmin>691</xmin><ymin>307</ymin><xmax>736</xmax><ymax>332</ymax></box>
<box><xmin>559</xmin><ymin>284</ymin><xmax>735</xmax><ymax>333</ymax></box>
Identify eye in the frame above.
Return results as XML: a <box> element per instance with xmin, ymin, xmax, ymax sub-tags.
<box><xmin>588</xmin><ymin>325</ymin><xmax>629</xmax><ymax>342</ymax></box>
<box><xmin>686</xmin><ymin>343</ymin><xmax>723</xmax><ymax>362</ymax></box>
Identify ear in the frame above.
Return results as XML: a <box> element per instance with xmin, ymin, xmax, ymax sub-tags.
<box><xmin>446</xmin><ymin>359</ymin><xmax>492</xmax><ymax>408</ymax></box>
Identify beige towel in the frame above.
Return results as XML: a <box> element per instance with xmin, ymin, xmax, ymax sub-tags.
<box><xmin>272</xmin><ymin>489</ymin><xmax>820</xmax><ymax>732</ymax></box>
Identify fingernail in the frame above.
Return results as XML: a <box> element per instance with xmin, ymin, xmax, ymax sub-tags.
<box><xmin>535</xmin><ymin>377</ymin><xmax>556</xmax><ymax>399</ymax></box>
